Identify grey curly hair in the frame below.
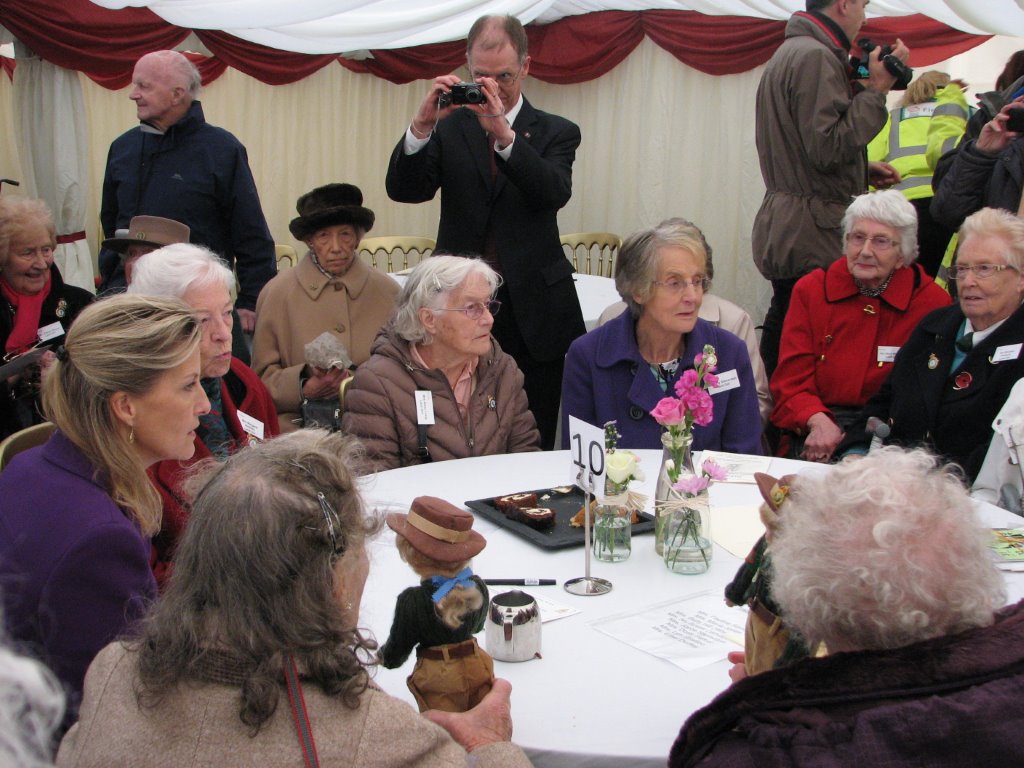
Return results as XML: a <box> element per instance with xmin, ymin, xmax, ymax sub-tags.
<box><xmin>771</xmin><ymin>447</ymin><xmax>1004</xmax><ymax>653</ymax></box>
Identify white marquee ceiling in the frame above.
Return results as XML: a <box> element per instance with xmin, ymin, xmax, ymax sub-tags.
<box><xmin>88</xmin><ymin>1</ymin><xmax>1024</xmax><ymax>53</ymax></box>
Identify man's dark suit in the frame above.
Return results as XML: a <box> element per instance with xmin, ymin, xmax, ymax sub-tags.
<box><xmin>386</xmin><ymin>98</ymin><xmax>586</xmax><ymax>446</ymax></box>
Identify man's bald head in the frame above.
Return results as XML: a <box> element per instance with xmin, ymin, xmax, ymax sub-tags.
<box><xmin>130</xmin><ymin>51</ymin><xmax>201</xmax><ymax>131</ymax></box>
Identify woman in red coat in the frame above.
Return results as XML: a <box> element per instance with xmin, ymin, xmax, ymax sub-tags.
<box><xmin>770</xmin><ymin>190</ymin><xmax>950</xmax><ymax>462</ymax></box>
<box><xmin>128</xmin><ymin>244</ymin><xmax>279</xmax><ymax>585</ymax></box>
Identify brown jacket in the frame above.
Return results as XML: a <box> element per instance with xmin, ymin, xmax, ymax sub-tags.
<box><xmin>341</xmin><ymin>324</ymin><xmax>540</xmax><ymax>471</ymax></box>
<box><xmin>58</xmin><ymin>642</ymin><xmax>532</xmax><ymax>768</ymax></box>
<box><xmin>252</xmin><ymin>254</ymin><xmax>399</xmax><ymax>432</ymax></box>
<box><xmin>752</xmin><ymin>12</ymin><xmax>888</xmax><ymax>280</ymax></box>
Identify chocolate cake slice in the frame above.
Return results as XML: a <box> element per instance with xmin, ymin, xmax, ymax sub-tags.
<box><xmin>510</xmin><ymin>506</ymin><xmax>556</xmax><ymax>530</ymax></box>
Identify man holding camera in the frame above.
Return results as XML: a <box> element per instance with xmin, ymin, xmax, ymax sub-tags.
<box><xmin>930</xmin><ymin>98</ymin><xmax>1024</xmax><ymax>227</ymax></box>
<box><xmin>753</xmin><ymin>0</ymin><xmax>909</xmax><ymax>379</ymax></box>
<box><xmin>386</xmin><ymin>14</ymin><xmax>585</xmax><ymax>450</ymax></box>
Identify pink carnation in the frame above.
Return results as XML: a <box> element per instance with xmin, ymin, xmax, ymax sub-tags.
<box><xmin>673</xmin><ymin>475</ymin><xmax>710</xmax><ymax>495</ymax></box>
<box><xmin>701</xmin><ymin>459</ymin><xmax>728</xmax><ymax>481</ymax></box>
<box><xmin>691</xmin><ymin>391</ymin><xmax>714</xmax><ymax>426</ymax></box>
<box><xmin>650</xmin><ymin>397</ymin><xmax>685</xmax><ymax>426</ymax></box>
<box><xmin>674</xmin><ymin>369</ymin><xmax>699</xmax><ymax>398</ymax></box>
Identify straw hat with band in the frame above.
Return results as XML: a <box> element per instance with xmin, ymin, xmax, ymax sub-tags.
<box><xmin>386</xmin><ymin>496</ymin><xmax>485</xmax><ymax>564</ymax></box>
<box><xmin>289</xmin><ymin>183</ymin><xmax>375</xmax><ymax>241</ymax></box>
<box><xmin>102</xmin><ymin>215</ymin><xmax>190</xmax><ymax>256</ymax></box>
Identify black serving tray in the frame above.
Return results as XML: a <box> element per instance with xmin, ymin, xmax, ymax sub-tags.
<box><xmin>465</xmin><ymin>485</ymin><xmax>655</xmax><ymax>550</ymax></box>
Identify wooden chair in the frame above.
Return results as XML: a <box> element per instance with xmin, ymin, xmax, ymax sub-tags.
<box><xmin>0</xmin><ymin>422</ymin><xmax>56</xmax><ymax>471</ymax></box>
<box><xmin>358</xmin><ymin>236</ymin><xmax>436</xmax><ymax>273</ymax></box>
<box><xmin>275</xmin><ymin>243</ymin><xmax>298</xmax><ymax>270</ymax></box>
<box><xmin>338</xmin><ymin>375</ymin><xmax>355</xmax><ymax>416</ymax></box>
<box><xmin>560</xmin><ymin>232</ymin><xmax>622</xmax><ymax>278</ymax></box>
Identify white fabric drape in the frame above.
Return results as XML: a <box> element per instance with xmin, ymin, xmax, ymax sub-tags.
<box><xmin>88</xmin><ymin>0</ymin><xmax>1024</xmax><ymax>42</ymax></box>
<box><xmin>11</xmin><ymin>43</ymin><xmax>95</xmax><ymax>293</ymax></box>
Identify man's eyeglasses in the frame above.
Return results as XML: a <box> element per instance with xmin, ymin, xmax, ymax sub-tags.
<box><xmin>469</xmin><ymin>67</ymin><xmax>523</xmax><ymax>86</ymax></box>
<box><xmin>435</xmin><ymin>300</ymin><xmax>501</xmax><ymax>320</ymax></box>
<box><xmin>947</xmin><ymin>263</ymin><xmax>1017</xmax><ymax>280</ymax></box>
<box><xmin>846</xmin><ymin>232</ymin><xmax>898</xmax><ymax>251</ymax></box>
<box><xmin>652</xmin><ymin>277</ymin><xmax>710</xmax><ymax>294</ymax></box>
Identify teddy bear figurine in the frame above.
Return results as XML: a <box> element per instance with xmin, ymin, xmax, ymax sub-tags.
<box><xmin>379</xmin><ymin>496</ymin><xmax>495</xmax><ymax>712</ymax></box>
<box><xmin>724</xmin><ymin>472</ymin><xmax>810</xmax><ymax>678</ymax></box>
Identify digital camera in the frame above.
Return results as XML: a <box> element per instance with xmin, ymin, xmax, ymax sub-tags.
<box><xmin>1007</xmin><ymin>107</ymin><xmax>1024</xmax><ymax>133</ymax></box>
<box><xmin>851</xmin><ymin>39</ymin><xmax>913</xmax><ymax>91</ymax></box>
<box><xmin>438</xmin><ymin>82</ymin><xmax>486</xmax><ymax>108</ymax></box>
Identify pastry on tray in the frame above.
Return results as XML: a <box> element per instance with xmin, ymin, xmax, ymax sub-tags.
<box><xmin>507</xmin><ymin>506</ymin><xmax>556</xmax><ymax>530</ymax></box>
<box><xmin>494</xmin><ymin>492</ymin><xmax>538</xmax><ymax>514</ymax></box>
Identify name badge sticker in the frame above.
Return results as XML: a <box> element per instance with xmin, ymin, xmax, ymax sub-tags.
<box><xmin>992</xmin><ymin>344</ymin><xmax>1022</xmax><ymax>363</ymax></box>
<box><xmin>708</xmin><ymin>369</ymin><xmax>740</xmax><ymax>394</ymax></box>
<box><xmin>877</xmin><ymin>345</ymin><xmax>899</xmax><ymax>363</ymax></box>
<box><xmin>37</xmin><ymin>322</ymin><xmax>64</xmax><ymax>343</ymax></box>
<box><xmin>236</xmin><ymin>410</ymin><xmax>265</xmax><ymax>441</ymax></box>
<box><xmin>415</xmin><ymin>390</ymin><xmax>436</xmax><ymax>425</ymax></box>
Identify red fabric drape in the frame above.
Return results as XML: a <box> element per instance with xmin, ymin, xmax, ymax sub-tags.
<box><xmin>0</xmin><ymin>0</ymin><xmax>992</xmax><ymax>88</ymax></box>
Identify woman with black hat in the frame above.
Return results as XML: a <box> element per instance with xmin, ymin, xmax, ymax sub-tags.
<box><xmin>252</xmin><ymin>183</ymin><xmax>399</xmax><ymax>432</ymax></box>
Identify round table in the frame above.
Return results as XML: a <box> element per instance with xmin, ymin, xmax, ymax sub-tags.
<box><xmin>357</xmin><ymin>450</ymin><xmax>1024</xmax><ymax>768</ymax></box>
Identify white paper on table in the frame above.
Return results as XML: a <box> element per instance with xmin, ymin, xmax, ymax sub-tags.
<box><xmin>695</xmin><ymin>451</ymin><xmax>772</xmax><ymax>483</ymax></box>
<box><xmin>591</xmin><ymin>591</ymin><xmax>746</xmax><ymax>671</ymax></box>
<box><xmin>711</xmin><ymin>505</ymin><xmax>765</xmax><ymax>558</ymax></box>
<box><xmin>534</xmin><ymin>593</ymin><xmax>580</xmax><ymax>623</ymax></box>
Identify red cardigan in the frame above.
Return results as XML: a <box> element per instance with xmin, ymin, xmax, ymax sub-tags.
<box><xmin>148</xmin><ymin>357</ymin><xmax>279</xmax><ymax>586</ymax></box>
<box><xmin>770</xmin><ymin>260</ymin><xmax>950</xmax><ymax>434</ymax></box>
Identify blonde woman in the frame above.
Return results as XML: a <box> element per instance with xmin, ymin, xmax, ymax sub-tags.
<box><xmin>0</xmin><ymin>295</ymin><xmax>208</xmax><ymax>725</ymax></box>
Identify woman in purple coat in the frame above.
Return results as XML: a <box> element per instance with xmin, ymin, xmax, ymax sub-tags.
<box><xmin>0</xmin><ymin>295</ymin><xmax>209</xmax><ymax>725</ymax></box>
<box><xmin>561</xmin><ymin>218</ymin><xmax>762</xmax><ymax>452</ymax></box>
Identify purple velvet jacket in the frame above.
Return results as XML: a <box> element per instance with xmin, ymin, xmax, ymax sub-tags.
<box><xmin>0</xmin><ymin>430</ymin><xmax>156</xmax><ymax>721</ymax></box>
<box><xmin>561</xmin><ymin>311</ymin><xmax>762</xmax><ymax>453</ymax></box>
<box><xmin>670</xmin><ymin>599</ymin><xmax>1024</xmax><ymax>767</ymax></box>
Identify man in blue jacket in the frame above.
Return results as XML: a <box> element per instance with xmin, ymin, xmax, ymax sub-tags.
<box><xmin>99</xmin><ymin>51</ymin><xmax>276</xmax><ymax>340</ymax></box>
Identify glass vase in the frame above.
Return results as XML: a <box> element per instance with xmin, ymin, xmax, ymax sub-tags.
<box><xmin>593</xmin><ymin>503</ymin><xmax>631</xmax><ymax>562</ymax></box>
<box><xmin>654</xmin><ymin>431</ymin><xmax>694</xmax><ymax>556</ymax></box>
<box><xmin>660</xmin><ymin>490</ymin><xmax>712</xmax><ymax>574</ymax></box>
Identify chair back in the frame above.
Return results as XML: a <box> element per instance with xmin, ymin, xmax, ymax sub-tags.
<box><xmin>0</xmin><ymin>422</ymin><xmax>56</xmax><ymax>471</ymax></box>
<box><xmin>275</xmin><ymin>244</ymin><xmax>298</xmax><ymax>270</ymax></box>
<box><xmin>358</xmin><ymin>236</ymin><xmax>436</xmax><ymax>272</ymax></box>
<box><xmin>560</xmin><ymin>232</ymin><xmax>621</xmax><ymax>277</ymax></box>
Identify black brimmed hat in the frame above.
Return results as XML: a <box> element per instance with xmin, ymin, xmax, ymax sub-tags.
<box><xmin>289</xmin><ymin>183</ymin><xmax>375</xmax><ymax>241</ymax></box>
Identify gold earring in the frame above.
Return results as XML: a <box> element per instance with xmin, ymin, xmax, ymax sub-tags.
<box><xmin>129</xmin><ymin>427</ymin><xmax>135</xmax><ymax>444</ymax></box>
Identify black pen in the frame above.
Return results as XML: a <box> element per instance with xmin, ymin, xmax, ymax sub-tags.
<box><xmin>484</xmin><ymin>578</ymin><xmax>556</xmax><ymax>586</ymax></box>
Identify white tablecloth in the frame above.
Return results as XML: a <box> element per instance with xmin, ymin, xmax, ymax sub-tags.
<box><xmin>572</xmin><ymin>274</ymin><xmax>620</xmax><ymax>330</ymax></box>
<box><xmin>389</xmin><ymin>271</ymin><xmax>619</xmax><ymax>331</ymax></box>
<box><xmin>357</xmin><ymin>451</ymin><xmax>1024</xmax><ymax>768</ymax></box>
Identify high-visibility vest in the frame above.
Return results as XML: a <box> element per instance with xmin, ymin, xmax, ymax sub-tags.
<box><xmin>867</xmin><ymin>84</ymin><xmax>969</xmax><ymax>201</ymax></box>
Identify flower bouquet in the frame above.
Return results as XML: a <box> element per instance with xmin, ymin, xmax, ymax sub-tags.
<box><xmin>650</xmin><ymin>344</ymin><xmax>719</xmax><ymax>569</ymax></box>
<box><xmin>594</xmin><ymin>421</ymin><xmax>645</xmax><ymax>562</ymax></box>
<box><xmin>662</xmin><ymin>457</ymin><xmax>726</xmax><ymax>573</ymax></box>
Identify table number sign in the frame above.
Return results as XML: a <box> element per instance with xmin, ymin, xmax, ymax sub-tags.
<box><xmin>568</xmin><ymin>415</ymin><xmax>606</xmax><ymax>494</ymax></box>
<box><xmin>565</xmin><ymin>416</ymin><xmax>613</xmax><ymax>596</ymax></box>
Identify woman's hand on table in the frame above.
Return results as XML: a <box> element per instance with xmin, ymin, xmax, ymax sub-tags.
<box><xmin>302</xmin><ymin>366</ymin><xmax>349</xmax><ymax>399</ymax></box>
<box><xmin>423</xmin><ymin>677</ymin><xmax>515</xmax><ymax>752</ymax></box>
<box><xmin>727</xmin><ymin>651</ymin><xmax>748</xmax><ymax>683</ymax></box>
<box><xmin>801</xmin><ymin>413</ymin><xmax>843</xmax><ymax>463</ymax></box>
